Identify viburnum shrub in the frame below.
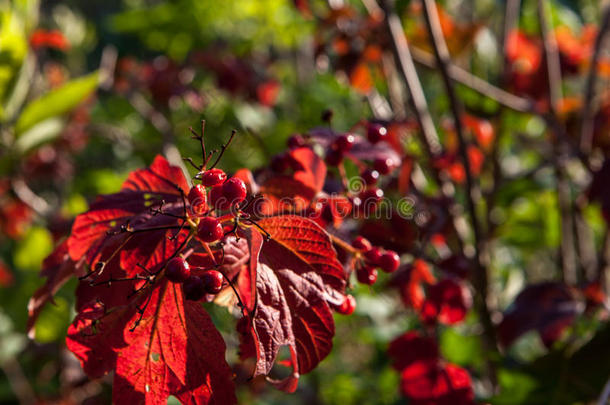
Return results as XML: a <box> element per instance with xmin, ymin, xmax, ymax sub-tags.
<box><xmin>21</xmin><ymin>0</ymin><xmax>610</xmax><ymax>404</ymax></box>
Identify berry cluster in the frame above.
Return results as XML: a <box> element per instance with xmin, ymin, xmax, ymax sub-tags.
<box><xmin>165</xmin><ymin>257</ymin><xmax>224</xmax><ymax>301</ymax></box>
<box><xmin>352</xmin><ymin>236</ymin><xmax>400</xmax><ymax>286</ymax></box>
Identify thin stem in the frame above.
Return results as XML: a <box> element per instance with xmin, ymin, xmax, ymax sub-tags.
<box><xmin>421</xmin><ymin>0</ymin><xmax>498</xmax><ymax>387</ymax></box>
<box><xmin>209</xmin><ymin>130</ymin><xmax>237</xmax><ymax>169</ymax></box>
<box><xmin>580</xmin><ymin>6</ymin><xmax>610</xmax><ymax>154</ymax></box>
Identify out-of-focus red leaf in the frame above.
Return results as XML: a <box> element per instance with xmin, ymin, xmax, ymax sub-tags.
<box><xmin>498</xmin><ymin>282</ymin><xmax>583</xmax><ymax>347</ymax></box>
<box><xmin>67</xmin><ymin>281</ymin><xmax>236</xmax><ymax>404</ymax></box>
<box><xmin>388</xmin><ymin>331</ymin><xmax>438</xmax><ymax>371</ymax></box>
<box><xmin>27</xmin><ymin>241</ymin><xmax>78</xmax><ymax>337</ymax></box>
<box><xmin>0</xmin><ymin>259</ymin><xmax>13</xmax><ymax>287</ymax></box>
<box><xmin>256</xmin><ymin>80</ymin><xmax>280</xmax><ymax>107</ymax></box>
<box><xmin>420</xmin><ymin>279</ymin><xmax>471</xmax><ymax>325</ymax></box>
<box><xmin>391</xmin><ymin>259</ymin><xmax>436</xmax><ymax>310</ymax></box>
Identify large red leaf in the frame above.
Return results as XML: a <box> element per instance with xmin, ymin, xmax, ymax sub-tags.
<box><xmin>67</xmin><ymin>281</ymin><xmax>236</xmax><ymax>405</ymax></box>
<box><xmin>240</xmin><ymin>215</ymin><xmax>346</xmax><ymax>391</ymax></box>
<box><xmin>67</xmin><ymin>155</ymin><xmax>188</xmax><ymax>274</ymax></box>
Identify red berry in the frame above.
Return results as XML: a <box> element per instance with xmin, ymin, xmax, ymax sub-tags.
<box><xmin>379</xmin><ymin>250</ymin><xmax>400</xmax><ymax>273</ymax></box>
<box><xmin>367</xmin><ymin>123</ymin><xmax>387</xmax><ymax>144</ymax></box>
<box><xmin>325</xmin><ymin>149</ymin><xmax>344</xmax><ymax>166</ymax></box>
<box><xmin>209</xmin><ymin>185</ymin><xmax>228</xmax><ymax>211</ymax></box>
<box><xmin>165</xmin><ymin>257</ymin><xmax>191</xmax><ymax>283</ymax></box>
<box><xmin>222</xmin><ymin>177</ymin><xmax>247</xmax><ymax>206</ymax></box>
<box><xmin>337</xmin><ymin>294</ymin><xmax>356</xmax><ymax>315</ymax></box>
<box><xmin>365</xmin><ymin>247</ymin><xmax>382</xmax><ymax>266</ymax></box>
<box><xmin>335</xmin><ymin>134</ymin><xmax>355</xmax><ymax>152</ymax></box>
<box><xmin>183</xmin><ymin>275</ymin><xmax>206</xmax><ymax>301</ymax></box>
<box><xmin>287</xmin><ymin>134</ymin><xmax>306</xmax><ymax>149</ymax></box>
<box><xmin>187</xmin><ymin>185</ymin><xmax>208</xmax><ymax>216</ymax></box>
<box><xmin>374</xmin><ymin>157</ymin><xmax>394</xmax><ymax>175</ymax></box>
<box><xmin>201</xmin><ymin>168</ymin><xmax>227</xmax><ymax>187</ymax></box>
<box><xmin>358</xmin><ymin>188</ymin><xmax>384</xmax><ymax>210</ymax></box>
<box><xmin>198</xmin><ymin>217</ymin><xmax>223</xmax><ymax>243</ymax></box>
<box><xmin>361</xmin><ymin>168</ymin><xmax>380</xmax><ymax>185</ymax></box>
<box><xmin>352</xmin><ymin>236</ymin><xmax>372</xmax><ymax>251</ymax></box>
<box><xmin>201</xmin><ymin>270</ymin><xmax>224</xmax><ymax>294</ymax></box>
<box><xmin>356</xmin><ymin>265</ymin><xmax>378</xmax><ymax>285</ymax></box>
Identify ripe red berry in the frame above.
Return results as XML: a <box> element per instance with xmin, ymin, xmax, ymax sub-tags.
<box><xmin>374</xmin><ymin>157</ymin><xmax>394</xmax><ymax>175</ymax></box>
<box><xmin>183</xmin><ymin>275</ymin><xmax>206</xmax><ymax>301</ymax></box>
<box><xmin>357</xmin><ymin>188</ymin><xmax>384</xmax><ymax>209</ymax></box>
<box><xmin>198</xmin><ymin>217</ymin><xmax>223</xmax><ymax>243</ymax></box>
<box><xmin>201</xmin><ymin>168</ymin><xmax>227</xmax><ymax>187</ymax></box>
<box><xmin>365</xmin><ymin>247</ymin><xmax>382</xmax><ymax>266</ymax></box>
<box><xmin>187</xmin><ymin>184</ymin><xmax>208</xmax><ymax>216</ymax></box>
<box><xmin>352</xmin><ymin>236</ymin><xmax>372</xmax><ymax>251</ymax></box>
<box><xmin>325</xmin><ymin>149</ymin><xmax>344</xmax><ymax>166</ymax></box>
<box><xmin>379</xmin><ymin>250</ymin><xmax>400</xmax><ymax>273</ymax></box>
<box><xmin>361</xmin><ymin>168</ymin><xmax>380</xmax><ymax>185</ymax></box>
<box><xmin>165</xmin><ymin>257</ymin><xmax>191</xmax><ymax>283</ymax></box>
<box><xmin>209</xmin><ymin>185</ymin><xmax>228</xmax><ymax>211</ymax></box>
<box><xmin>222</xmin><ymin>177</ymin><xmax>247</xmax><ymax>206</ymax></box>
<box><xmin>367</xmin><ymin>123</ymin><xmax>387</xmax><ymax>144</ymax></box>
<box><xmin>287</xmin><ymin>134</ymin><xmax>306</xmax><ymax>149</ymax></box>
<box><xmin>201</xmin><ymin>270</ymin><xmax>224</xmax><ymax>294</ymax></box>
<box><xmin>337</xmin><ymin>294</ymin><xmax>356</xmax><ymax>315</ymax></box>
<box><xmin>356</xmin><ymin>265</ymin><xmax>378</xmax><ymax>285</ymax></box>
<box><xmin>335</xmin><ymin>134</ymin><xmax>355</xmax><ymax>152</ymax></box>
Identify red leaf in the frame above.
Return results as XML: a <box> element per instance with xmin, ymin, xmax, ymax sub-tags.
<box><xmin>30</xmin><ymin>29</ymin><xmax>70</xmax><ymax>51</ymax></box>
<box><xmin>388</xmin><ymin>331</ymin><xmax>438</xmax><ymax>371</ymax></box>
<box><xmin>0</xmin><ymin>259</ymin><xmax>13</xmax><ymax>287</ymax></box>
<box><xmin>240</xmin><ymin>215</ymin><xmax>346</xmax><ymax>391</ymax></box>
<box><xmin>400</xmin><ymin>361</ymin><xmax>474</xmax><ymax>405</ymax></box>
<box><xmin>27</xmin><ymin>241</ymin><xmax>78</xmax><ymax>337</ymax></box>
<box><xmin>498</xmin><ymin>282</ymin><xmax>583</xmax><ymax>347</ymax></box>
<box><xmin>420</xmin><ymin>279</ymin><xmax>471</xmax><ymax>325</ymax></box>
<box><xmin>67</xmin><ymin>281</ymin><xmax>236</xmax><ymax>404</ymax></box>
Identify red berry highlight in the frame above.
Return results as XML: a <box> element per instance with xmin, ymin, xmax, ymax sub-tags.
<box><xmin>222</xmin><ymin>177</ymin><xmax>247</xmax><ymax>206</ymax></box>
<box><xmin>201</xmin><ymin>270</ymin><xmax>224</xmax><ymax>294</ymax></box>
<box><xmin>379</xmin><ymin>250</ymin><xmax>400</xmax><ymax>273</ymax></box>
<box><xmin>361</xmin><ymin>168</ymin><xmax>380</xmax><ymax>185</ymax></box>
<box><xmin>365</xmin><ymin>247</ymin><xmax>382</xmax><ymax>266</ymax></box>
<box><xmin>197</xmin><ymin>217</ymin><xmax>223</xmax><ymax>243</ymax></box>
<box><xmin>352</xmin><ymin>236</ymin><xmax>372</xmax><ymax>251</ymax></box>
<box><xmin>337</xmin><ymin>294</ymin><xmax>356</xmax><ymax>315</ymax></box>
<box><xmin>356</xmin><ymin>265</ymin><xmax>378</xmax><ymax>285</ymax></box>
<box><xmin>335</xmin><ymin>134</ymin><xmax>355</xmax><ymax>152</ymax></box>
<box><xmin>201</xmin><ymin>168</ymin><xmax>227</xmax><ymax>187</ymax></box>
<box><xmin>187</xmin><ymin>184</ymin><xmax>208</xmax><ymax>216</ymax></box>
<box><xmin>367</xmin><ymin>123</ymin><xmax>387</xmax><ymax>144</ymax></box>
<box><xmin>165</xmin><ymin>257</ymin><xmax>191</xmax><ymax>283</ymax></box>
<box><xmin>374</xmin><ymin>157</ymin><xmax>394</xmax><ymax>175</ymax></box>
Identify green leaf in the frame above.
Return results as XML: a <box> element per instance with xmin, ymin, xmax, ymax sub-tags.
<box><xmin>15</xmin><ymin>71</ymin><xmax>98</xmax><ymax>135</ymax></box>
<box><xmin>13</xmin><ymin>226</ymin><xmax>53</xmax><ymax>271</ymax></box>
<box><xmin>439</xmin><ymin>328</ymin><xmax>483</xmax><ymax>367</ymax></box>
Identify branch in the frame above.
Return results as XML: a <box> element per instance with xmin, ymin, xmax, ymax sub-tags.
<box><xmin>580</xmin><ymin>6</ymin><xmax>610</xmax><ymax>154</ymax></box>
<box><xmin>420</xmin><ymin>0</ymin><xmax>499</xmax><ymax>385</ymax></box>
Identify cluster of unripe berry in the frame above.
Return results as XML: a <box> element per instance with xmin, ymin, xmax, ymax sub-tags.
<box><xmin>352</xmin><ymin>236</ymin><xmax>400</xmax><ymax>285</ymax></box>
<box><xmin>170</xmin><ymin>167</ymin><xmax>249</xmax><ymax>300</ymax></box>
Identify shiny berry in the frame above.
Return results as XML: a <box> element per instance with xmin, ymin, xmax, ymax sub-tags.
<box><xmin>337</xmin><ymin>294</ymin><xmax>356</xmax><ymax>315</ymax></box>
<box><xmin>165</xmin><ymin>257</ymin><xmax>191</xmax><ymax>283</ymax></box>
<box><xmin>379</xmin><ymin>250</ymin><xmax>400</xmax><ymax>273</ymax></box>
<box><xmin>198</xmin><ymin>217</ymin><xmax>223</xmax><ymax>243</ymax></box>
<box><xmin>325</xmin><ymin>149</ymin><xmax>344</xmax><ymax>166</ymax></box>
<box><xmin>209</xmin><ymin>185</ymin><xmax>228</xmax><ymax>211</ymax></box>
<box><xmin>361</xmin><ymin>168</ymin><xmax>380</xmax><ymax>185</ymax></box>
<box><xmin>201</xmin><ymin>168</ymin><xmax>227</xmax><ymax>187</ymax></box>
<box><xmin>356</xmin><ymin>266</ymin><xmax>378</xmax><ymax>285</ymax></box>
<box><xmin>358</xmin><ymin>188</ymin><xmax>384</xmax><ymax>208</ymax></box>
<box><xmin>187</xmin><ymin>184</ymin><xmax>208</xmax><ymax>216</ymax></box>
<box><xmin>367</xmin><ymin>123</ymin><xmax>387</xmax><ymax>144</ymax></box>
<box><xmin>183</xmin><ymin>275</ymin><xmax>206</xmax><ymax>301</ymax></box>
<box><xmin>352</xmin><ymin>236</ymin><xmax>372</xmax><ymax>251</ymax></box>
<box><xmin>335</xmin><ymin>134</ymin><xmax>355</xmax><ymax>152</ymax></box>
<box><xmin>201</xmin><ymin>270</ymin><xmax>224</xmax><ymax>294</ymax></box>
<box><xmin>364</xmin><ymin>247</ymin><xmax>383</xmax><ymax>266</ymax></box>
<box><xmin>287</xmin><ymin>134</ymin><xmax>306</xmax><ymax>149</ymax></box>
<box><xmin>374</xmin><ymin>157</ymin><xmax>394</xmax><ymax>175</ymax></box>
<box><xmin>222</xmin><ymin>177</ymin><xmax>247</xmax><ymax>206</ymax></box>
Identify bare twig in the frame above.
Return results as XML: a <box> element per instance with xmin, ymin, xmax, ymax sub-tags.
<box><xmin>599</xmin><ymin>377</ymin><xmax>610</xmax><ymax>405</ymax></box>
<box><xmin>420</xmin><ymin>0</ymin><xmax>499</xmax><ymax>385</ymax></box>
<box><xmin>538</xmin><ymin>0</ymin><xmax>579</xmax><ymax>283</ymax></box>
<box><xmin>580</xmin><ymin>6</ymin><xmax>610</xmax><ymax>154</ymax></box>
<box><xmin>11</xmin><ymin>178</ymin><xmax>51</xmax><ymax>217</ymax></box>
